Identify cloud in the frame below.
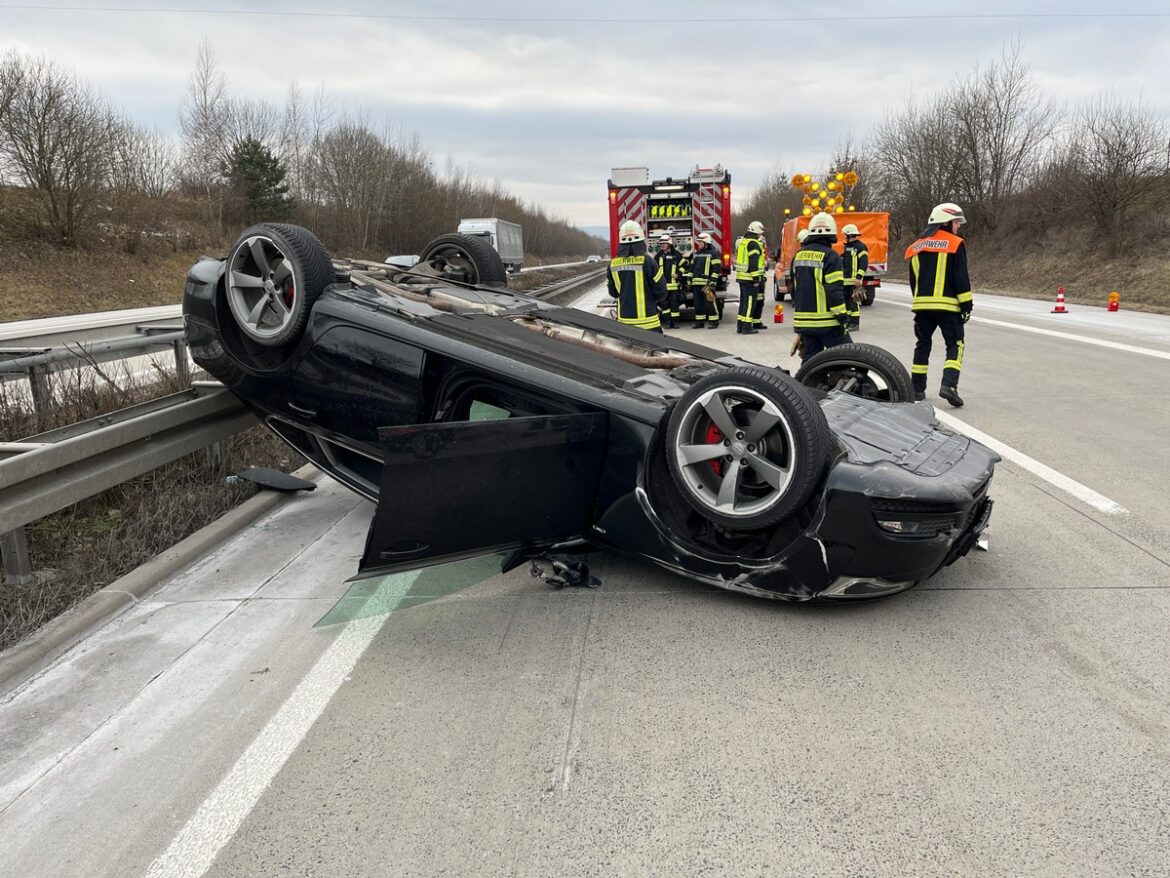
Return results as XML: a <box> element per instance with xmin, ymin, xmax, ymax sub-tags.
<box><xmin>3</xmin><ymin>0</ymin><xmax>1170</xmax><ymax>225</ymax></box>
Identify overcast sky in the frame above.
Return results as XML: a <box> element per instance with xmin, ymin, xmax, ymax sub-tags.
<box><xmin>4</xmin><ymin>0</ymin><xmax>1170</xmax><ymax>228</ymax></box>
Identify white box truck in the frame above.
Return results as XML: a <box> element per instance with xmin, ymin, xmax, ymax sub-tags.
<box><xmin>457</xmin><ymin>218</ymin><xmax>525</xmax><ymax>274</ymax></box>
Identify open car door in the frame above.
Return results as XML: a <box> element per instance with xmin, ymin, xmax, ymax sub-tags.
<box><xmin>358</xmin><ymin>412</ymin><xmax>608</xmax><ymax>578</ymax></box>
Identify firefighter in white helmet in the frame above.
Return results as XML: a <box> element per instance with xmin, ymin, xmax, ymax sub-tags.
<box><xmin>734</xmin><ymin>220</ymin><xmax>767</xmax><ymax>334</ymax></box>
<box><xmin>685</xmin><ymin>232</ymin><xmax>722</xmax><ymax>329</ymax></box>
<box><xmin>905</xmin><ymin>202</ymin><xmax>972</xmax><ymax>406</ymax></box>
<box><xmin>791</xmin><ymin>212</ymin><xmax>848</xmax><ymax>360</ymax></box>
<box><xmin>841</xmin><ymin>223</ymin><xmax>869</xmax><ymax>331</ymax></box>
<box><xmin>656</xmin><ymin>234</ymin><xmax>685</xmax><ymax>328</ymax></box>
<box><xmin>608</xmin><ymin>220</ymin><xmax>668</xmax><ymax>332</ymax></box>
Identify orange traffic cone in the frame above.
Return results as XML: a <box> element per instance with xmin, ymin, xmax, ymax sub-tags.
<box><xmin>1108</xmin><ymin>291</ymin><xmax>1120</xmax><ymax>312</ymax></box>
<box><xmin>1051</xmin><ymin>287</ymin><xmax>1068</xmax><ymax>314</ymax></box>
<box><xmin>773</xmin><ymin>303</ymin><xmax>785</xmax><ymax>323</ymax></box>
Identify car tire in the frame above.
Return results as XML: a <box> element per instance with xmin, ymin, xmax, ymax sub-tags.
<box><xmin>665</xmin><ymin>367</ymin><xmax>831</xmax><ymax>530</ymax></box>
<box><xmin>223</xmin><ymin>223</ymin><xmax>334</xmax><ymax>348</ymax></box>
<box><xmin>418</xmin><ymin>233</ymin><xmax>508</xmax><ymax>287</ymax></box>
<box><xmin>861</xmin><ymin>287</ymin><xmax>876</xmax><ymax>306</ymax></box>
<box><xmin>794</xmin><ymin>343</ymin><xmax>915</xmax><ymax>402</ymax></box>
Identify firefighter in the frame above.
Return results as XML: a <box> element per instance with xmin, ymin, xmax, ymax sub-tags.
<box><xmin>905</xmin><ymin>202</ymin><xmax>973</xmax><ymax>407</ymax></box>
<box><xmin>842</xmin><ymin>223</ymin><xmax>868</xmax><ymax>331</ymax></box>
<box><xmin>608</xmin><ymin>220</ymin><xmax>668</xmax><ymax>332</ymax></box>
<box><xmin>687</xmin><ymin>232</ymin><xmax>721</xmax><ymax>329</ymax></box>
<box><xmin>784</xmin><ymin>228</ymin><xmax>809</xmax><ymax>298</ymax></box>
<box><xmin>734</xmin><ymin>220</ymin><xmax>766</xmax><ymax>334</ymax></box>
<box><xmin>656</xmin><ymin>234</ymin><xmax>685</xmax><ymax>328</ymax></box>
<box><xmin>791</xmin><ymin>212</ymin><xmax>848</xmax><ymax>360</ymax></box>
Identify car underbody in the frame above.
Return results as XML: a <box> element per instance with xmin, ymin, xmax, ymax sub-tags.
<box><xmin>183</xmin><ymin>224</ymin><xmax>998</xmax><ymax>603</ymax></box>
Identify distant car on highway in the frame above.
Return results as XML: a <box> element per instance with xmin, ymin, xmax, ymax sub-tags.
<box><xmin>383</xmin><ymin>254</ymin><xmax>419</xmax><ymax>270</ymax></box>
<box><xmin>183</xmin><ymin>223</ymin><xmax>998</xmax><ymax>602</ymax></box>
<box><xmin>586</xmin><ymin>254</ymin><xmax>602</xmax><ymax>262</ymax></box>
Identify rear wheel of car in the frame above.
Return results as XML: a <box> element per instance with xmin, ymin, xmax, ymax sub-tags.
<box><xmin>861</xmin><ymin>287</ymin><xmax>876</xmax><ymax>306</ymax></box>
<box><xmin>794</xmin><ymin>343</ymin><xmax>915</xmax><ymax>402</ymax></box>
<box><xmin>665</xmin><ymin>367</ymin><xmax>831</xmax><ymax>530</ymax></box>
<box><xmin>224</xmin><ymin>224</ymin><xmax>334</xmax><ymax>348</ymax></box>
<box><xmin>418</xmin><ymin>233</ymin><xmax>508</xmax><ymax>287</ymax></box>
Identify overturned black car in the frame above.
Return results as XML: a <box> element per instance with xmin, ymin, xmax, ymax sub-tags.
<box><xmin>183</xmin><ymin>223</ymin><xmax>997</xmax><ymax>601</ymax></box>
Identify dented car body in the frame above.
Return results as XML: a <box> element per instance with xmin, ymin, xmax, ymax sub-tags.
<box><xmin>183</xmin><ymin>224</ymin><xmax>997</xmax><ymax>602</ymax></box>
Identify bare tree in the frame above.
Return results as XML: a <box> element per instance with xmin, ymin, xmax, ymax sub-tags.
<box><xmin>1064</xmin><ymin>97</ymin><xmax>1170</xmax><ymax>245</ymax></box>
<box><xmin>111</xmin><ymin>125</ymin><xmax>176</xmax><ymax>199</ymax></box>
<box><xmin>948</xmin><ymin>44</ymin><xmax>1056</xmax><ymax>229</ymax></box>
<box><xmin>0</xmin><ymin>54</ymin><xmax>122</xmax><ymax>244</ymax></box>
<box><xmin>224</xmin><ymin>96</ymin><xmax>281</xmax><ymax>151</ymax></box>
<box><xmin>178</xmin><ymin>41</ymin><xmax>228</xmax><ymax>227</ymax></box>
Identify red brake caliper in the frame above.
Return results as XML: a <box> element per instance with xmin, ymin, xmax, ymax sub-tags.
<box><xmin>705</xmin><ymin>423</ymin><xmax>724</xmax><ymax>476</ymax></box>
<box><xmin>282</xmin><ymin>282</ymin><xmax>295</xmax><ymax>308</ymax></box>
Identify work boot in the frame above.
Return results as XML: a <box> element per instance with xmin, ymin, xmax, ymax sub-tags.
<box><xmin>914</xmin><ymin>391</ymin><xmax>926</xmax><ymax>402</ymax></box>
<box><xmin>755</xmin><ymin>323</ymin><xmax>768</xmax><ymax>330</ymax></box>
<box><xmin>742</xmin><ymin>325</ymin><xmax>757</xmax><ymax>334</ymax></box>
<box><xmin>938</xmin><ymin>385</ymin><xmax>964</xmax><ymax>408</ymax></box>
<box><xmin>708</xmin><ymin>322</ymin><xmax>719</xmax><ymax>329</ymax></box>
<box><xmin>692</xmin><ymin>322</ymin><xmax>704</xmax><ymax>329</ymax></box>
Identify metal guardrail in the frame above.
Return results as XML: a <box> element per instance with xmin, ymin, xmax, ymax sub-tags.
<box><xmin>527</xmin><ymin>267</ymin><xmax>608</xmax><ymax>303</ymax></box>
<box><xmin>0</xmin><ymin>384</ymin><xmax>256</xmax><ymax>587</ymax></box>
<box><xmin>1</xmin><ymin>323</ymin><xmax>191</xmax><ymax>430</ymax></box>
<box><xmin>0</xmin><ymin>269</ymin><xmax>608</xmax><ymax>587</ymax></box>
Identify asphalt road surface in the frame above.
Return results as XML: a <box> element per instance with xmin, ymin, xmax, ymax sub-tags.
<box><xmin>2</xmin><ymin>281</ymin><xmax>1169</xmax><ymax>878</ymax></box>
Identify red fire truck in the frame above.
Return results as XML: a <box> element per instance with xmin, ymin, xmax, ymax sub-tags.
<box><xmin>607</xmin><ymin>165</ymin><xmax>733</xmax><ymax>300</ymax></box>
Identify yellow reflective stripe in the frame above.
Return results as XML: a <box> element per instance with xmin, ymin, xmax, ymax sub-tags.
<box><xmin>910</xmin><ymin>300</ymin><xmax>960</xmax><ymax>312</ymax></box>
<box><xmin>911</xmin><ymin>364</ymin><xmax>929</xmax><ymax>374</ymax></box>
<box><xmin>619</xmin><ymin>314</ymin><xmax>661</xmax><ymax>328</ymax></box>
<box><xmin>957</xmin><ymin>291</ymin><xmax>974</xmax><ymax>303</ymax></box>
<box><xmin>947</xmin><ymin>340</ymin><xmax>966</xmax><ymax>370</ymax></box>
<box><xmin>635</xmin><ymin>267</ymin><xmax>646</xmax><ymax>319</ymax></box>
<box><xmin>933</xmin><ymin>253</ymin><xmax>948</xmax><ymax>299</ymax></box>
<box><xmin>824</xmin><ymin>271</ymin><xmax>844</xmax><ymax>283</ymax></box>
<box><xmin>793</xmin><ymin>316</ymin><xmax>841</xmax><ymax>328</ymax></box>
<box><xmin>830</xmin><ymin>303</ymin><xmax>846</xmax><ymax>315</ymax></box>
<box><xmin>910</xmin><ymin>254</ymin><xmax>919</xmax><ymax>292</ymax></box>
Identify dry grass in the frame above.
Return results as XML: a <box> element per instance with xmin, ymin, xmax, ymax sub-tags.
<box><xmin>0</xmin><ymin>242</ymin><xmax>206</xmax><ymax>321</ymax></box>
<box><xmin>0</xmin><ymin>366</ymin><xmax>294</xmax><ymax>651</ymax></box>
<box><xmin>509</xmin><ymin>262</ymin><xmax>602</xmax><ymax>292</ymax></box>
<box><xmin>884</xmin><ymin>234</ymin><xmax>1170</xmax><ymax>313</ymax></box>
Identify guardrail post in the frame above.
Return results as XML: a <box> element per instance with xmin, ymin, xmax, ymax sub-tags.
<box><xmin>173</xmin><ymin>340</ymin><xmax>191</xmax><ymax>386</ymax></box>
<box><xmin>27</xmin><ymin>365</ymin><xmax>51</xmax><ymax>431</ymax></box>
<box><xmin>1</xmin><ymin>527</ymin><xmax>33</xmax><ymax>587</ymax></box>
<box><xmin>207</xmin><ymin>440</ymin><xmax>226</xmax><ymax>473</ymax></box>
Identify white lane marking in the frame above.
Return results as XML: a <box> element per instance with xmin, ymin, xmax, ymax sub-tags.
<box><xmin>144</xmin><ymin>571</ymin><xmax>419</xmax><ymax>878</ymax></box>
<box><xmin>881</xmin><ymin>298</ymin><xmax>1170</xmax><ymax>362</ymax></box>
<box><xmin>933</xmin><ymin>409</ymin><xmax>1128</xmax><ymax>516</ymax></box>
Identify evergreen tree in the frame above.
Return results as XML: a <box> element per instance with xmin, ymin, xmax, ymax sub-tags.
<box><xmin>224</xmin><ymin>136</ymin><xmax>294</xmax><ymax>221</ymax></box>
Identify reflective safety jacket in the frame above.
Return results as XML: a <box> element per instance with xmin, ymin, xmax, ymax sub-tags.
<box><xmin>843</xmin><ymin>239</ymin><xmax>869</xmax><ymax>286</ymax></box>
<box><xmin>905</xmin><ymin>230</ymin><xmax>972</xmax><ymax>314</ymax></box>
<box><xmin>657</xmin><ymin>245</ymin><xmax>683</xmax><ymax>291</ymax></box>
<box><xmin>791</xmin><ymin>239</ymin><xmax>846</xmax><ymax>329</ymax></box>
<box><xmin>683</xmin><ymin>244</ymin><xmax>720</xmax><ymax>288</ymax></box>
<box><xmin>734</xmin><ymin>232</ymin><xmax>765</xmax><ymax>282</ymax></box>
<box><xmin>608</xmin><ymin>245</ymin><xmax>667</xmax><ymax>330</ymax></box>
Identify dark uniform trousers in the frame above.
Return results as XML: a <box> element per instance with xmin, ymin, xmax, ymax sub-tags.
<box><xmin>801</xmin><ymin>326</ymin><xmax>849</xmax><ymax>360</ymax></box>
<box><xmin>751</xmin><ymin>279</ymin><xmax>766</xmax><ymax>326</ymax></box>
<box><xmin>736</xmin><ymin>279</ymin><xmax>757</xmax><ymax>325</ymax></box>
<box><xmin>912</xmin><ymin>312</ymin><xmax>965</xmax><ymax>391</ymax></box>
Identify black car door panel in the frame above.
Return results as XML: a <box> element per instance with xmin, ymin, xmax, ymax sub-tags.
<box><xmin>358</xmin><ymin>412</ymin><xmax>608</xmax><ymax>577</ymax></box>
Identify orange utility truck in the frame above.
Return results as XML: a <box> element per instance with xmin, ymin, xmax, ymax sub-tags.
<box><xmin>774</xmin><ymin>212</ymin><xmax>889</xmax><ymax>306</ymax></box>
